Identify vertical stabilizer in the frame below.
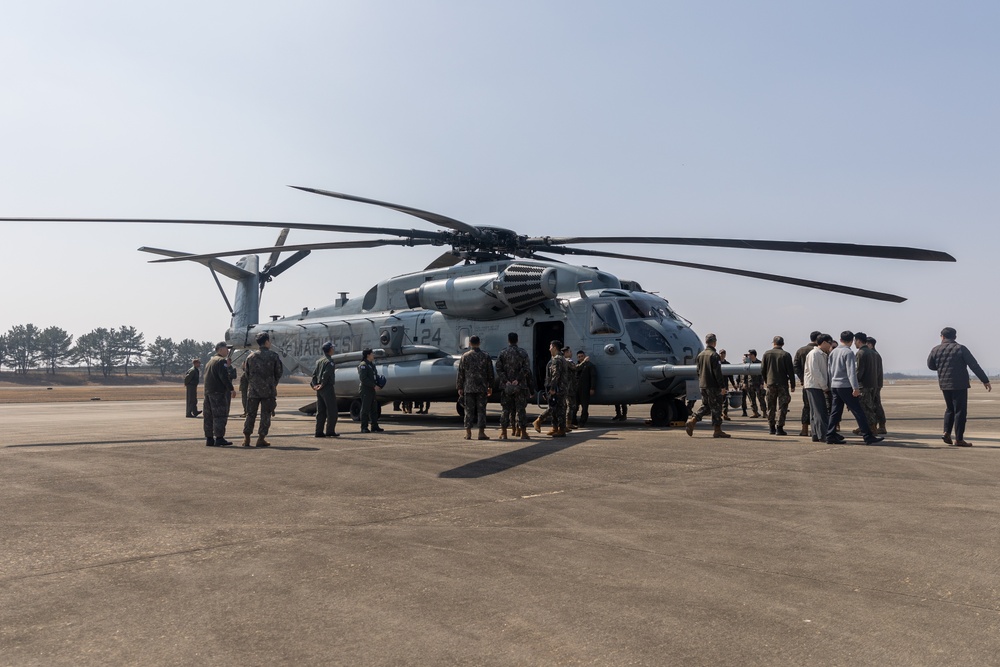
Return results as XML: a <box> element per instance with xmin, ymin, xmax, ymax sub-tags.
<box><xmin>230</xmin><ymin>255</ymin><xmax>260</xmax><ymax>344</ymax></box>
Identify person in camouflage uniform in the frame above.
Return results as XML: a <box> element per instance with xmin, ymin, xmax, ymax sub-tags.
<box><xmin>311</xmin><ymin>341</ymin><xmax>339</xmax><ymax>438</ymax></box>
<box><xmin>561</xmin><ymin>347</ymin><xmax>579</xmax><ymax>430</ymax></box>
<box><xmin>184</xmin><ymin>358</ymin><xmax>201</xmax><ymax>418</ymax></box>
<box><xmin>761</xmin><ymin>336</ymin><xmax>796</xmax><ymax>436</ymax></box>
<box><xmin>545</xmin><ymin>340</ymin><xmax>570</xmax><ymax>437</ymax></box>
<box><xmin>457</xmin><ymin>335</ymin><xmax>495</xmax><ymax>440</ymax></box>
<box><xmin>495</xmin><ymin>332</ymin><xmax>533</xmax><ymax>440</ymax></box>
<box><xmin>685</xmin><ymin>333</ymin><xmax>730</xmax><ymax>438</ymax></box>
<box><xmin>242</xmin><ymin>332</ymin><xmax>284</xmax><ymax>447</ymax></box>
<box><xmin>202</xmin><ymin>343</ymin><xmax>234</xmax><ymax>447</ymax></box>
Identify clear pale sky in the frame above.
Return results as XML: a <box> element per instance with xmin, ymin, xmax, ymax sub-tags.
<box><xmin>2</xmin><ymin>2</ymin><xmax>997</xmax><ymax>375</ymax></box>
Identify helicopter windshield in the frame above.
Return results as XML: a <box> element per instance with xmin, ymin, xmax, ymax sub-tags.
<box><xmin>626</xmin><ymin>320</ymin><xmax>674</xmax><ymax>355</ymax></box>
<box><xmin>620</xmin><ymin>296</ymin><xmax>679</xmax><ymax>323</ymax></box>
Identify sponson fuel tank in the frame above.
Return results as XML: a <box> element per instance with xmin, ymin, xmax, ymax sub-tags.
<box><xmin>404</xmin><ymin>262</ymin><xmax>558</xmax><ymax>319</ymax></box>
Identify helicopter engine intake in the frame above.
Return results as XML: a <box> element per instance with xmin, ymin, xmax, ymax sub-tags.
<box><xmin>404</xmin><ymin>263</ymin><xmax>558</xmax><ymax>319</ymax></box>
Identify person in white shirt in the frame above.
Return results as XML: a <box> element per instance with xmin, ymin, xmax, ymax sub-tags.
<box><xmin>826</xmin><ymin>330</ymin><xmax>884</xmax><ymax>445</ymax></box>
<box><xmin>803</xmin><ymin>333</ymin><xmax>834</xmax><ymax>442</ymax></box>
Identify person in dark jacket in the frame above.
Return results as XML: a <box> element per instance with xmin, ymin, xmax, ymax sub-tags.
<box><xmin>574</xmin><ymin>350</ymin><xmax>597</xmax><ymax>426</ymax></box>
<box><xmin>927</xmin><ymin>327</ymin><xmax>991</xmax><ymax>446</ymax></box>
<box><xmin>184</xmin><ymin>359</ymin><xmax>202</xmax><ymax>418</ymax></box>
<box><xmin>311</xmin><ymin>341</ymin><xmax>339</xmax><ymax>438</ymax></box>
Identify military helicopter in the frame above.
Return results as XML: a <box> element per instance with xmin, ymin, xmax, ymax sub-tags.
<box><xmin>1</xmin><ymin>187</ymin><xmax>955</xmax><ymax>425</ymax></box>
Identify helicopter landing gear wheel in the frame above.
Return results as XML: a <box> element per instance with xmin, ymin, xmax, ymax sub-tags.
<box><xmin>350</xmin><ymin>399</ymin><xmax>362</xmax><ymax>422</ymax></box>
<box><xmin>649</xmin><ymin>397</ymin><xmax>675</xmax><ymax>426</ymax></box>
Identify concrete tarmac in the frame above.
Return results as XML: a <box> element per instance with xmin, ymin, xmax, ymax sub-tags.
<box><xmin>1</xmin><ymin>383</ymin><xmax>998</xmax><ymax>666</ymax></box>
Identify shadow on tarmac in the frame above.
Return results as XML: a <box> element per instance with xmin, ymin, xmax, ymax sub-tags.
<box><xmin>438</xmin><ymin>430</ymin><xmax>604</xmax><ymax>478</ymax></box>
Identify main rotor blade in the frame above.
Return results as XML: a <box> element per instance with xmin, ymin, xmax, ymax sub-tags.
<box><xmin>265</xmin><ymin>228</ymin><xmax>290</xmax><ymax>271</ymax></box>
<box><xmin>147</xmin><ymin>238</ymin><xmax>435</xmax><ymax>263</ymax></box>
<box><xmin>540</xmin><ymin>246</ymin><xmax>908</xmax><ymax>302</ymax></box>
<box><xmin>529</xmin><ymin>237</ymin><xmax>956</xmax><ymax>262</ymax></box>
<box><xmin>0</xmin><ymin>216</ymin><xmax>446</xmax><ymax>241</ymax></box>
<box><xmin>290</xmin><ymin>186</ymin><xmax>480</xmax><ymax>235</ymax></box>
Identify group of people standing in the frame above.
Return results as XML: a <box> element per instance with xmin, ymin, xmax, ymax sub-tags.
<box><xmin>456</xmin><ymin>333</ymin><xmax>597</xmax><ymax>441</ymax></box>
<box><xmin>686</xmin><ymin>326</ymin><xmax>992</xmax><ymax>447</ymax></box>
<box><xmin>187</xmin><ymin>325</ymin><xmax>991</xmax><ymax>448</ymax></box>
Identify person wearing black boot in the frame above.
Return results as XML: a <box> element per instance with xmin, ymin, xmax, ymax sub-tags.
<box><xmin>202</xmin><ymin>342</ymin><xmax>235</xmax><ymax>447</ymax></box>
<box><xmin>311</xmin><ymin>341</ymin><xmax>339</xmax><ymax>438</ymax></box>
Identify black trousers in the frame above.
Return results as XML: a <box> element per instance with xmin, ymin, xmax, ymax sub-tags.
<box><xmin>316</xmin><ymin>391</ymin><xmax>338</xmax><ymax>435</ymax></box>
<box><xmin>941</xmin><ymin>389</ymin><xmax>969</xmax><ymax>441</ymax></box>
<box><xmin>827</xmin><ymin>388</ymin><xmax>871</xmax><ymax>441</ymax></box>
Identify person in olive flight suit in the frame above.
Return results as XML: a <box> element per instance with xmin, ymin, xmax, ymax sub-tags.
<box><xmin>685</xmin><ymin>333</ymin><xmax>730</xmax><ymax>438</ymax></box>
<box><xmin>457</xmin><ymin>335</ymin><xmax>495</xmax><ymax>440</ymax></box>
<box><xmin>242</xmin><ymin>332</ymin><xmax>284</xmax><ymax>447</ymax></box>
<box><xmin>358</xmin><ymin>348</ymin><xmax>383</xmax><ymax>433</ymax></box>
<box><xmin>311</xmin><ymin>341</ymin><xmax>339</xmax><ymax>438</ymax></box>
<box><xmin>853</xmin><ymin>332</ymin><xmax>880</xmax><ymax>436</ymax></box>
<box><xmin>202</xmin><ymin>343</ymin><xmax>235</xmax><ymax>447</ymax></box>
<box><xmin>184</xmin><ymin>358</ymin><xmax>202</xmax><ymax>418</ymax></box>
<box><xmin>866</xmin><ymin>337</ymin><xmax>887</xmax><ymax>434</ymax></box>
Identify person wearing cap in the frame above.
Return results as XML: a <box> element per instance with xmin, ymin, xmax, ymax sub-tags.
<box><xmin>686</xmin><ymin>333</ymin><xmax>730</xmax><ymax>438</ymax></box>
<box><xmin>183</xmin><ymin>358</ymin><xmax>202</xmax><ymax>418</ymax></box>
<box><xmin>311</xmin><ymin>341</ymin><xmax>339</xmax><ymax>438</ymax></box>
<box><xmin>761</xmin><ymin>336</ymin><xmax>796</xmax><ymax>436</ymax></box>
<box><xmin>927</xmin><ymin>327</ymin><xmax>992</xmax><ymax>446</ymax></box>
<box><xmin>242</xmin><ymin>332</ymin><xmax>284</xmax><ymax>447</ymax></box>
<box><xmin>740</xmin><ymin>349</ymin><xmax>765</xmax><ymax>418</ymax></box>
<box><xmin>202</xmin><ymin>342</ymin><xmax>235</xmax><ymax>447</ymax></box>
<box><xmin>358</xmin><ymin>348</ymin><xmax>383</xmax><ymax>433</ymax></box>
<box><xmin>457</xmin><ymin>335</ymin><xmax>495</xmax><ymax>440</ymax></box>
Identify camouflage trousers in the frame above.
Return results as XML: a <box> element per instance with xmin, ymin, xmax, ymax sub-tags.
<box><xmin>203</xmin><ymin>392</ymin><xmax>231</xmax><ymax>438</ymax></box>
<box><xmin>244</xmin><ymin>396</ymin><xmax>276</xmax><ymax>436</ymax></box>
<box><xmin>873</xmin><ymin>387</ymin><xmax>885</xmax><ymax>425</ymax></box>
<box><xmin>858</xmin><ymin>389</ymin><xmax>879</xmax><ymax>431</ymax></box>
<box><xmin>549</xmin><ymin>392</ymin><xmax>567</xmax><ymax>430</ymax></box>
<box><xmin>765</xmin><ymin>384</ymin><xmax>792</xmax><ymax>427</ymax></box>
<box><xmin>693</xmin><ymin>389</ymin><xmax>725</xmax><ymax>427</ymax></box>
<box><xmin>745</xmin><ymin>384</ymin><xmax>766</xmax><ymax>414</ymax></box>
<box><xmin>499</xmin><ymin>389</ymin><xmax>529</xmax><ymax>431</ymax></box>
<box><xmin>566</xmin><ymin>394</ymin><xmax>578</xmax><ymax>425</ymax></box>
<box><xmin>464</xmin><ymin>392</ymin><xmax>488</xmax><ymax>430</ymax></box>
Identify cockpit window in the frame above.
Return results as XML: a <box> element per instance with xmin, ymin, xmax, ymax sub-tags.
<box><xmin>626</xmin><ymin>321</ymin><xmax>674</xmax><ymax>355</ymax></box>
<box><xmin>590</xmin><ymin>302</ymin><xmax>621</xmax><ymax>335</ymax></box>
